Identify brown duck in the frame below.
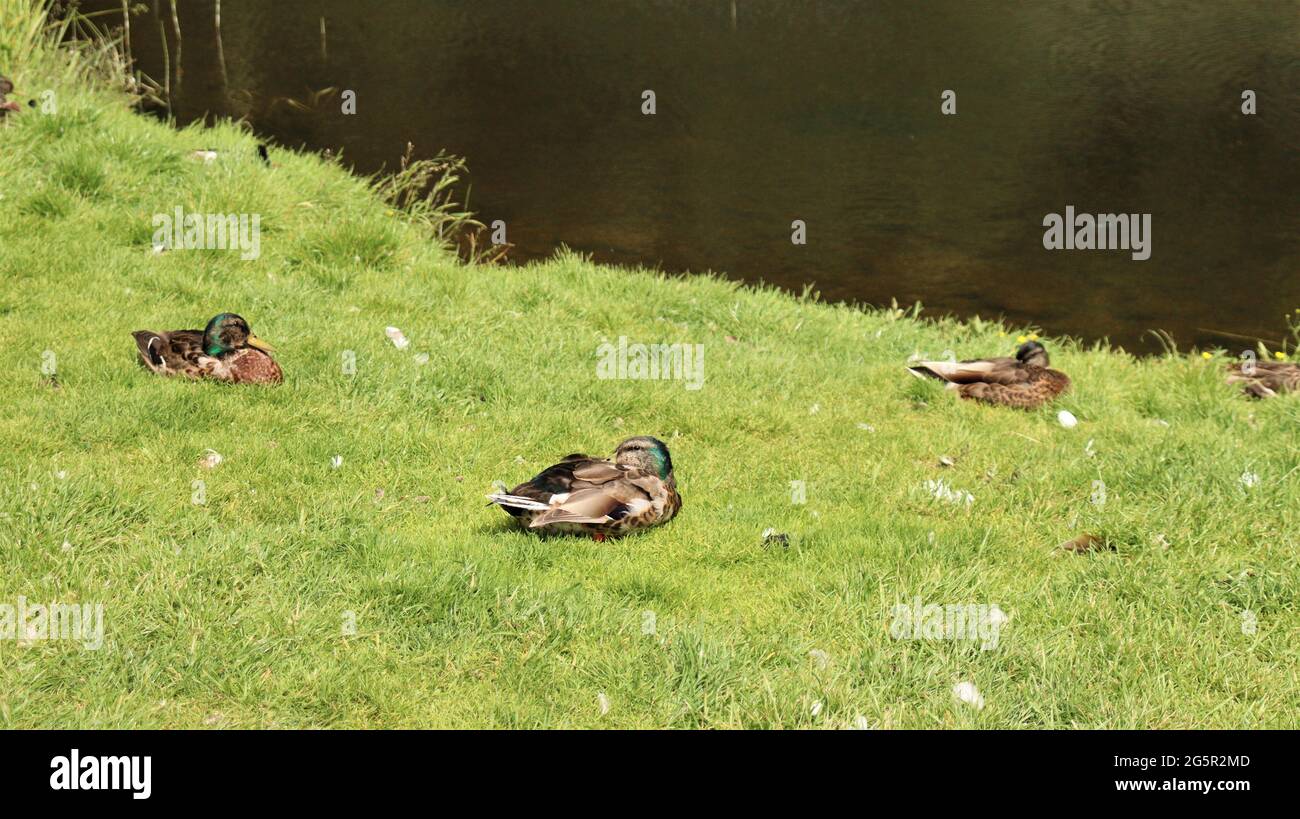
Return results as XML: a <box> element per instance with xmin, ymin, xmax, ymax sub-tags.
<box><xmin>908</xmin><ymin>341</ymin><xmax>1071</xmax><ymax>409</ymax></box>
<box><xmin>1225</xmin><ymin>360</ymin><xmax>1299</xmax><ymax>399</ymax></box>
<box><xmin>487</xmin><ymin>436</ymin><xmax>681</xmax><ymax>539</ymax></box>
<box><xmin>132</xmin><ymin>313</ymin><xmax>283</xmax><ymax>384</ymax></box>
<box><xmin>0</xmin><ymin>76</ymin><xmax>21</xmax><ymax>117</ymax></box>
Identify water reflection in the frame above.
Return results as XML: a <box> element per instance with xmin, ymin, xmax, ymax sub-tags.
<box><xmin>83</xmin><ymin>0</ymin><xmax>1300</xmax><ymax>351</ymax></box>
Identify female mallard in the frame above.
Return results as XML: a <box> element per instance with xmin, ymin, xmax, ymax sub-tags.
<box><xmin>1225</xmin><ymin>361</ymin><xmax>1299</xmax><ymax>399</ymax></box>
<box><xmin>487</xmin><ymin>436</ymin><xmax>681</xmax><ymax>539</ymax></box>
<box><xmin>132</xmin><ymin>313</ymin><xmax>282</xmax><ymax>384</ymax></box>
<box><xmin>907</xmin><ymin>341</ymin><xmax>1070</xmax><ymax>409</ymax></box>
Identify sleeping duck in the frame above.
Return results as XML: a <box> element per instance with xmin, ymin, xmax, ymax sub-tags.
<box><xmin>1225</xmin><ymin>360</ymin><xmax>1299</xmax><ymax>399</ymax></box>
<box><xmin>908</xmin><ymin>341</ymin><xmax>1070</xmax><ymax>409</ymax></box>
<box><xmin>487</xmin><ymin>436</ymin><xmax>681</xmax><ymax>539</ymax></box>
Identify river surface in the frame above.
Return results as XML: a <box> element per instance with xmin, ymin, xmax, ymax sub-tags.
<box><xmin>83</xmin><ymin>0</ymin><xmax>1300</xmax><ymax>351</ymax></box>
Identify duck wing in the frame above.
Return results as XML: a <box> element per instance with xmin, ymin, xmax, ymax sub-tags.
<box><xmin>486</xmin><ymin>456</ymin><xmax>613</xmax><ymax>512</ymax></box>
<box><xmin>908</xmin><ymin>356</ymin><xmax>1024</xmax><ymax>384</ymax></box>
<box><xmin>132</xmin><ymin>329</ymin><xmax>207</xmax><ymax>376</ymax></box>
<box><xmin>1226</xmin><ymin>362</ymin><xmax>1299</xmax><ymax>396</ymax></box>
<box><xmin>527</xmin><ymin>469</ymin><xmax>662</xmax><ymax>528</ymax></box>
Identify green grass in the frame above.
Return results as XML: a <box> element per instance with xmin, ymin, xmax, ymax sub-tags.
<box><xmin>1</xmin><ymin>3</ymin><xmax>1297</xmax><ymax>728</ymax></box>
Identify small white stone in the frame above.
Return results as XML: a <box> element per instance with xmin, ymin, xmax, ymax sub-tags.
<box><xmin>810</xmin><ymin>700</ymin><xmax>823</xmax><ymax>717</ymax></box>
<box><xmin>330</xmin><ymin>455</ymin><xmax>344</xmax><ymax>469</ymax></box>
<box><xmin>952</xmin><ymin>681</ymin><xmax>985</xmax><ymax>710</ymax></box>
<box><xmin>385</xmin><ymin>326</ymin><xmax>410</xmax><ymax>350</ymax></box>
<box><xmin>597</xmin><ymin>692</ymin><xmax>611</xmax><ymax>716</ymax></box>
<box><xmin>1057</xmin><ymin>410</ymin><xmax>1078</xmax><ymax>429</ymax></box>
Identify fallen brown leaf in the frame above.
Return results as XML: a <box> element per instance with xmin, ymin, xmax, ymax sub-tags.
<box><xmin>1057</xmin><ymin>533</ymin><xmax>1111</xmax><ymax>554</ymax></box>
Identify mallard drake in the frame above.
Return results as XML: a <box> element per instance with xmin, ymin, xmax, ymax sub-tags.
<box><xmin>1225</xmin><ymin>361</ymin><xmax>1299</xmax><ymax>399</ymax></box>
<box><xmin>132</xmin><ymin>313</ymin><xmax>283</xmax><ymax>384</ymax></box>
<box><xmin>487</xmin><ymin>436</ymin><xmax>682</xmax><ymax>539</ymax></box>
<box><xmin>0</xmin><ymin>76</ymin><xmax>20</xmax><ymax>116</ymax></box>
<box><xmin>908</xmin><ymin>340</ymin><xmax>1070</xmax><ymax>409</ymax></box>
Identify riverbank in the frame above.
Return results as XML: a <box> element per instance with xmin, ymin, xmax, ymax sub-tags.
<box><xmin>1</xmin><ymin>3</ymin><xmax>1296</xmax><ymax>727</ymax></box>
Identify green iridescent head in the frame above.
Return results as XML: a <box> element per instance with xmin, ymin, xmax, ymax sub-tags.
<box><xmin>203</xmin><ymin>313</ymin><xmax>274</xmax><ymax>357</ymax></box>
<box><xmin>614</xmin><ymin>436</ymin><xmax>674</xmax><ymax>480</ymax></box>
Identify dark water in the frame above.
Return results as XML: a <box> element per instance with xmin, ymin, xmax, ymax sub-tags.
<box><xmin>84</xmin><ymin>0</ymin><xmax>1300</xmax><ymax>351</ymax></box>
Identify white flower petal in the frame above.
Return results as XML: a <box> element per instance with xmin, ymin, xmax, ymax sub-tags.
<box><xmin>952</xmin><ymin>681</ymin><xmax>985</xmax><ymax>710</ymax></box>
<box><xmin>923</xmin><ymin>479</ymin><xmax>974</xmax><ymax>507</ymax></box>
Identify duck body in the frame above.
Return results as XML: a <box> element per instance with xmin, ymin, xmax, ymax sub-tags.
<box><xmin>0</xmin><ymin>75</ymin><xmax>20</xmax><ymax>117</ymax></box>
<box><xmin>132</xmin><ymin>314</ymin><xmax>282</xmax><ymax>384</ymax></box>
<box><xmin>1225</xmin><ymin>361</ymin><xmax>1299</xmax><ymax>399</ymax></box>
<box><xmin>908</xmin><ymin>341</ymin><xmax>1070</xmax><ymax>409</ymax></box>
<box><xmin>487</xmin><ymin>437</ymin><xmax>681</xmax><ymax>538</ymax></box>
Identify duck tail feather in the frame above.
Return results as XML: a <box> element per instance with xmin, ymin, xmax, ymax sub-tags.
<box><xmin>132</xmin><ymin>331</ymin><xmax>164</xmax><ymax>367</ymax></box>
<box><xmin>486</xmin><ymin>493</ymin><xmax>551</xmax><ymax>511</ymax></box>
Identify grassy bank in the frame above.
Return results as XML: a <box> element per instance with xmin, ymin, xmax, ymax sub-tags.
<box><xmin>1</xmin><ymin>3</ymin><xmax>1297</xmax><ymax>728</ymax></box>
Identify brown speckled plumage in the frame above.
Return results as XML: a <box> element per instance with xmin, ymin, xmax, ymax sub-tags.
<box><xmin>908</xmin><ymin>341</ymin><xmax>1070</xmax><ymax>410</ymax></box>
<box><xmin>487</xmin><ymin>437</ymin><xmax>681</xmax><ymax>538</ymax></box>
